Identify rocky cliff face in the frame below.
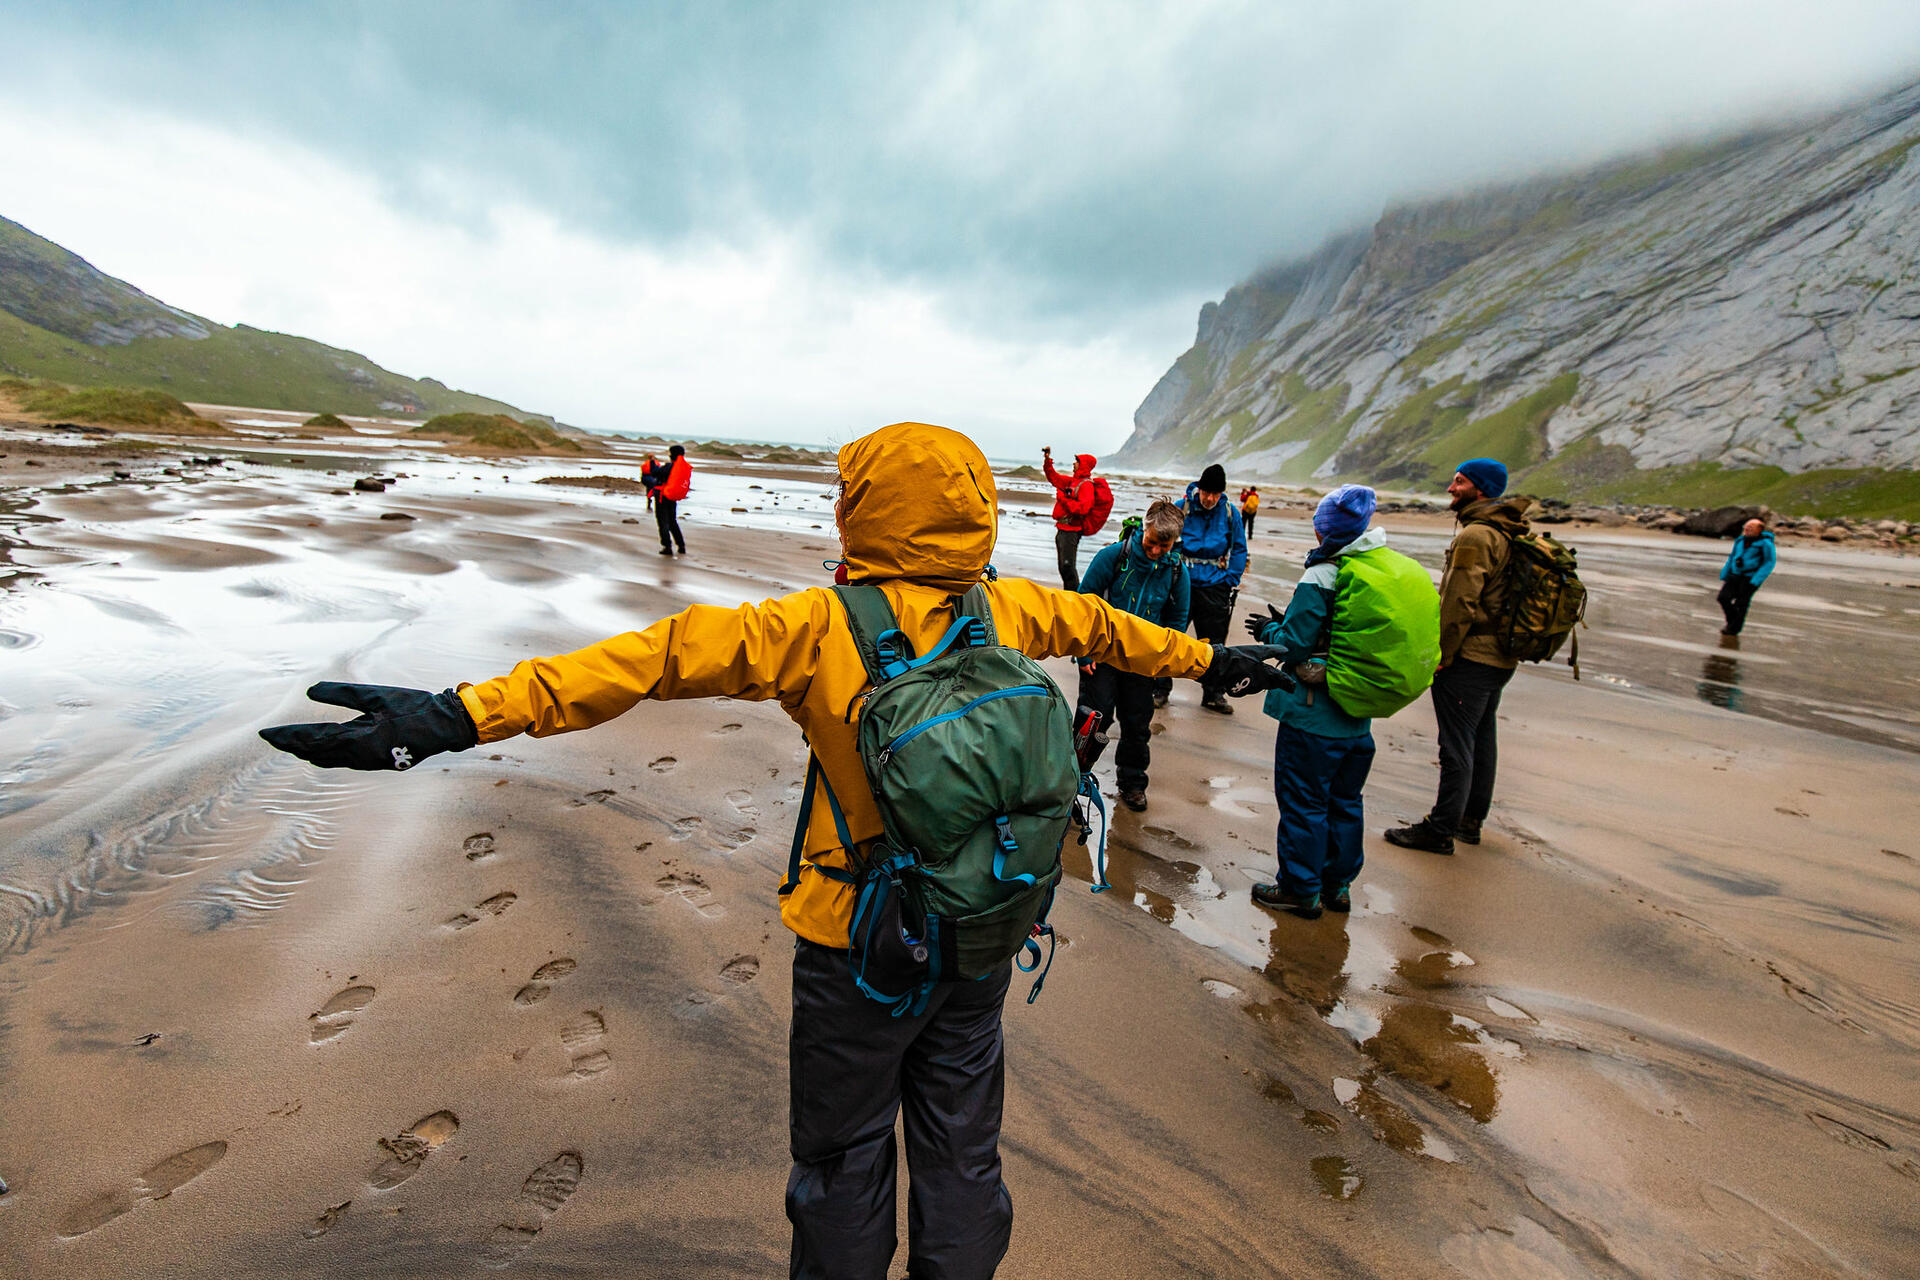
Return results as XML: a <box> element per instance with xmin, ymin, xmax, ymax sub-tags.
<box><xmin>1118</xmin><ymin>80</ymin><xmax>1920</xmax><ymax>514</ymax></box>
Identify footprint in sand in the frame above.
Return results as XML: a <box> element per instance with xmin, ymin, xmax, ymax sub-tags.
<box><xmin>669</xmin><ymin>816</ymin><xmax>704</xmax><ymax>841</ymax></box>
<box><xmin>309</xmin><ymin>985</ymin><xmax>377</xmax><ymax>1044</ymax></box>
<box><xmin>368</xmin><ymin>1111</ymin><xmax>460</xmax><ymax>1189</ymax></box>
<box><xmin>560</xmin><ymin>1010</ymin><xmax>611</xmax><ymax>1078</ymax></box>
<box><xmin>464</xmin><ymin>832</ymin><xmax>497</xmax><ymax>860</ymax></box>
<box><xmin>568</xmin><ymin>789</ymin><xmax>617</xmax><ymax>807</ymax></box>
<box><xmin>303</xmin><ymin>1199</ymin><xmax>352</xmax><ymax>1239</ymax></box>
<box><xmin>713</xmin><ymin>723</ymin><xmax>742</xmax><ymax>735</ymax></box>
<box><xmin>720</xmin><ymin>954</ymin><xmax>761</xmax><ymax>985</ymax></box>
<box><xmin>514</xmin><ymin>959</ymin><xmax>579</xmax><ymax>1006</ymax></box>
<box><xmin>653</xmin><ymin>871</ymin><xmax>724</xmax><ymax>919</ymax></box>
<box><xmin>648</xmin><ymin>755</ymin><xmax>677</xmax><ymax>773</ymax></box>
<box><xmin>57</xmin><ymin>1141</ymin><xmax>229</xmax><ymax>1238</ymax></box>
<box><xmin>725</xmin><ymin>789</ymin><xmax>760</xmax><ymax>819</ymax></box>
<box><xmin>448</xmin><ymin>891</ymin><xmax>518</xmax><ymax>930</ymax></box>
<box><xmin>478</xmin><ymin>1152</ymin><xmax>584</xmax><ymax>1269</ymax></box>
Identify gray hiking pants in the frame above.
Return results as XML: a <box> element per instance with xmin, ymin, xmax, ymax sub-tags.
<box><xmin>787</xmin><ymin>939</ymin><xmax>1014</xmax><ymax>1280</ymax></box>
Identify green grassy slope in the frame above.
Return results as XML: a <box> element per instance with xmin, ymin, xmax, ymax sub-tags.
<box><xmin>0</xmin><ymin>214</ymin><xmax>536</xmax><ymax>419</ymax></box>
<box><xmin>0</xmin><ymin>304</ymin><xmax>529</xmax><ymax>418</ymax></box>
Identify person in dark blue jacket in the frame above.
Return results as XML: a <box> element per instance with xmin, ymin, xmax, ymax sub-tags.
<box><xmin>1162</xmin><ymin>463</ymin><xmax>1248</xmax><ymax>714</ymax></box>
<box><xmin>1077</xmin><ymin>499</ymin><xmax>1190</xmax><ymax>810</ymax></box>
<box><xmin>1718</xmin><ymin>518</ymin><xmax>1776</xmax><ymax>636</ymax></box>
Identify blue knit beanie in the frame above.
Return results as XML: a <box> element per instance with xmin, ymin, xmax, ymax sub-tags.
<box><xmin>1455</xmin><ymin>457</ymin><xmax>1507</xmax><ymax>499</ymax></box>
<box><xmin>1313</xmin><ymin>484</ymin><xmax>1376</xmax><ymax>544</ymax></box>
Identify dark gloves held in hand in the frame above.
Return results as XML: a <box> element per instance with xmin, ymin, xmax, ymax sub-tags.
<box><xmin>1242</xmin><ymin>604</ymin><xmax>1284</xmax><ymax>642</ymax></box>
<box><xmin>260</xmin><ymin>682</ymin><xmax>479</xmax><ymax>771</ymax></box>
<box><xmin>1206</xmin><ymin>645</ymin><xmax>1295</xmax><ymax>697</ymax></box>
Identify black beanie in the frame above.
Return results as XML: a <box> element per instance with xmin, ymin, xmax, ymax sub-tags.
<box><xmin>1198</xmin><ymin>463</ymin><xmax>1226</xmax><ymax>493</ymax></box>
<box><xmin>669</xmin><ymin>444</ymin><xmax>685</xmax><ymax>458</ymax></box>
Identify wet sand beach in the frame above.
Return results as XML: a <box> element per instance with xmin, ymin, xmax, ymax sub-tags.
<box><xmin>3</xmin><ymin>420</ymin><xmax>1919</xmax><ymax>1278</ymax></box>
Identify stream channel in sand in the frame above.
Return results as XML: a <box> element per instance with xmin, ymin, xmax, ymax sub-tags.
<box><xmin>2</xmin><ymin>432</ymin><xmax>1918</xmax><ymax>1277</ymax></box>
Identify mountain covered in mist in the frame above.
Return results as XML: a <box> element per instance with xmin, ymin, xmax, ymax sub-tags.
<box><xmin>1117</xmin><ymin>79</ymin><xmax>1920</xmax><ymax>516</ymax></box>
<box><xmin>0</xmin><ymin>214</ymin><xmax>534</xmax><ymax>420</ymax></box>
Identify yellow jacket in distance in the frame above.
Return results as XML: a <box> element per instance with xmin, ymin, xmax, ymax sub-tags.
<box><xmin>458</xmin><ymin>422</ymin><xmax>1214</xmax><ymax>948</ymax></box>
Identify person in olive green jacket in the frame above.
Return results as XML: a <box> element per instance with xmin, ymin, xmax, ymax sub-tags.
<box><xmin>1386</xmin><ymin>458</ymin><xmax>1532</xmax><ymax>856</ymax></box>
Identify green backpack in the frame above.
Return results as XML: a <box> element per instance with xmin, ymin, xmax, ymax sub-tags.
<box><xmin>1325</xmin><ymin>547</ymin><xmax>1442</xmax><ymax>719</ymax></box>
<box><xmin>1497</xmin><ymin>531</ymin><xmax>1587</xmax><ymax>676</ymax></box>
<box><xmin>786</xmin><ymin>583</ymin><xmax>1096</xmax><ymax>1015</ymax></box>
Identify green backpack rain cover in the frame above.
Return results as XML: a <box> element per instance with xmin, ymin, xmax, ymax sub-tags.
<box><xmin>1325</xmin><ymin>546</ymin><xmax>1441</xmax><ymax>719</ymax></box>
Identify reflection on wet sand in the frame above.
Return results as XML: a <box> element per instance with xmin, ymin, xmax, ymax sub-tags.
<box><xmin>1697</xmin><ymin>635</ymin><xmax>1747</xmax><ymax>712</ymax></box>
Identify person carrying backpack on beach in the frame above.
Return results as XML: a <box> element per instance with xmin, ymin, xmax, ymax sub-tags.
<box><xmin>1076</xmin><ymin>498</ymin><xmax>1190</xmax><ymax>812</ymax></box>
<box><xmin>1385</xmin><ymin>458</ymin><xmax>1532</xmax><ymax>858</ymax></box>
<box><xmin>1717</xmin><ymin>517</ymin><xmax>1775</xmax><ymax>636</ymax></box>
<box><xmin>256</xmin><ymin>421</ymin><xmax>1288</xmax><ymax>1280</ymax></box>
<box><xmin>1163</xmin><ymin>464</ymin><xmax>1248</xmax><ymax>714</ymax></box>
<box><xmin>1246</xmin><ymin>486</ymin><xmax>1438</xmax><ymax>918</ymax></box>
<box><xmin>1239</xmin><ymin>486</ymin><xmax>1261</xmax><ymax>539</ymax></box>
<box><xmin>655</xmin><ymin>443</ymin><xmax>691</xmax><ymax>555</ymax></box>
<box><xmin>1041</xmin><ymin>447</ymin><xmax>1112</xmax><ymax>590</ymax></box>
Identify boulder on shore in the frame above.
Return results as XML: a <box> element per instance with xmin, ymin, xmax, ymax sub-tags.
<box><xmin>1679</xmin><ymin>505</ymin><xmax>1767</xmax><ymax>537</ymax></box>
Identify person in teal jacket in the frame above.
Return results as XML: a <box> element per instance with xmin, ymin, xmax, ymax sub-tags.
<box><xmin>1246</xmin><ymin>485</ymin><xmax>1383</xmax><ymax>919</ymax></box>
<box><xmin>1077</xmin><ymin>498</ymin><xmax>1190</xmax><ymax>811</ymax></box>
<box><xmin>1717</xmin><ymin>518</ymin><xmax>1776</xmax><ymax>636</ymax></box>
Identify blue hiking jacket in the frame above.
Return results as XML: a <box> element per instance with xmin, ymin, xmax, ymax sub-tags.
<box><xmin>1254</xmin><ymin>527</ymin><xmax>1383</xmax><ymax>739</ymax></box>
<box><xmin>1179</xmin><ymin>483</ymin><xmax>1248</xmax><ymax>588</ymax></box>
<box><xmin>1079</xmin><ymin>533</ymin><xmax>1190</xmax><ymax>632</ymax></box>
<box><xmin>1721</xmin><ymin>531</ymin><xmax>1776</xmax><ymax>587</ymax></box>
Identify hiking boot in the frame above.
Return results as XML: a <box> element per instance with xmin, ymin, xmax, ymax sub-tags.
<box><xmin>1456</xmin><ymin>819</ymin><xmax>1482</xmax><ymax>846</ymax></box>
<box><xmin>658</xmin><ymin>547</ymin><xmax>674</xmax><ymax>556</ymax></box>
<box><xmin>1325</xmin><ymin>883</ymin><xmax>1352</xmax><ymax>913</ymax></box>
<box><xmin>1384</xmin><ymin>821</ymin><xmax>1453</xmax><ymax>856</ymax></box>
<box><xmin>1119</xmin><ymin>788</ymin><xmax>1148</xmax><ymax>812</ymax></box>
<box><xmin>1200</xmin><ymin>693</ymin><xmax>1233</xmax><ymax>715</ymax></box>
<box><xmin>1251</xmin><ymin>883</ymin><xmax>1321</xmax><ymax>919</ymax></box>
<box><xmin>1152</xmin><ymin>690</ymin><xmax>1170</xmax><ymax>708</ymax></box>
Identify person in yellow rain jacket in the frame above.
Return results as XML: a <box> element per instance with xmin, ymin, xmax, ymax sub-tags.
<box><xmin>260</xmin><ymin>421</ymin><xmax>1285</xmax><ymax>1280</ymax></box>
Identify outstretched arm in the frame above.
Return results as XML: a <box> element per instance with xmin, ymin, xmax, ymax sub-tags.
<box><xmin>262</xmin><ymin>590</ymin><xmax>833</xmax><ymax>768</ymax></box>
<box><xmin>459</xmin><ymin>591</ymin><xmax>831</xmax><ymax>741</ymax></box>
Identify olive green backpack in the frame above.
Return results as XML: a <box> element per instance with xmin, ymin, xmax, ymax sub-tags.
<box><xmin>785</xmin><ymin>583</ymin><xmax>1099</xmax><ymax>1015</ymax></box>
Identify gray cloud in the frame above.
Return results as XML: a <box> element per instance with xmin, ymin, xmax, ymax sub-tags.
<box><xmin>9</xmin><ymin>1</ymin><xmax>1920</xmax><ymax>337</ymax></box>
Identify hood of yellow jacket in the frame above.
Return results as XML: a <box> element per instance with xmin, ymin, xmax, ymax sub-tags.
<box><xmin>837</xmin><ymin>422</ymin><xmax>997</xmax><ymax>592</ymax></box>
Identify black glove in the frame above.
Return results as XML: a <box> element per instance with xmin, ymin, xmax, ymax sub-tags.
<box><xmin>260</xmin><ymin>682</ymin><xmax>478</xmax><ymax>771</ymax></box>
<box><xmin>1242</xmin><ymin>604</ymin><xmax>1283</xmax><ymax>642</ymax></box>
<box><xmin>1205</xmin><ymin>645</ymin><xmax>1295</xmax><ymax>698</ymax></box>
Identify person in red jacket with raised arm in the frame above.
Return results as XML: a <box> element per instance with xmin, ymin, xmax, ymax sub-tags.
<box><xmin>655</xmin><ymin>443</ymin><xmax>692</xmax><ymax>555</ymax></box>
<box><xmin>1042</xmin><ymin>446</ymin><xmax>1100</xmax><ymax>590</ymax></box>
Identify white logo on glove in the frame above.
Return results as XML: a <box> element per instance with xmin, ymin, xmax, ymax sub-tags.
<box><xmin>391</xmin><ymin>746</ymin><xmax>414</xmax><ymax>770</ymax></box>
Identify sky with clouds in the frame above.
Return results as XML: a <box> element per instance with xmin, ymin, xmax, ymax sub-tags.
<box><xmin>3</xmin><ymin>1</ymin><xmax>1918</xmax><ymax>454</ymax></box>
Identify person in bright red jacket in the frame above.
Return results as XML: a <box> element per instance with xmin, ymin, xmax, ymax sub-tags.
<box><xmin>655</xmin><ymin>444</ymin><xmax>692</xmax><ymax>555</ymax></box>
<box><xmin>1042</xmin><ymin>446</ymin><xmax>1100</xmax><ymax>590</ymax></box>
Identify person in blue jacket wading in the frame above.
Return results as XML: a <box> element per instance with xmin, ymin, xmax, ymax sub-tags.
<box><xmin>1076</xmin><ymin>498</ymin><xmax>1191</xmax><ymax>811</ymax></box>
<box><xmin>1718</xmin><ymin>517</ymin><xmax>1776</xmax><ymax>637</ymax></box>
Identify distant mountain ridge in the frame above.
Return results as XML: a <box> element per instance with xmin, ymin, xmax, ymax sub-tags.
<box><xmin>1117</xmin><ymin>79</ymin><xmax>1920</xmax><ymax>516</ymax></box>
<box><xmin>0</xmin><ymin>214</ymin><xmax>536</xmax><ymax>420</ymax></box>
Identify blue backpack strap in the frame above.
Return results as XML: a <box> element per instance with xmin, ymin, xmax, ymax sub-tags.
<box><xmin>784</xmin><ymin>754</ymin><xmax>860</xmax><ymax>894</ymax></box>
<box><xmin>954</xmin><ymin>582</ymin><xmax>999</xmax><ymax>645</ymax></box>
